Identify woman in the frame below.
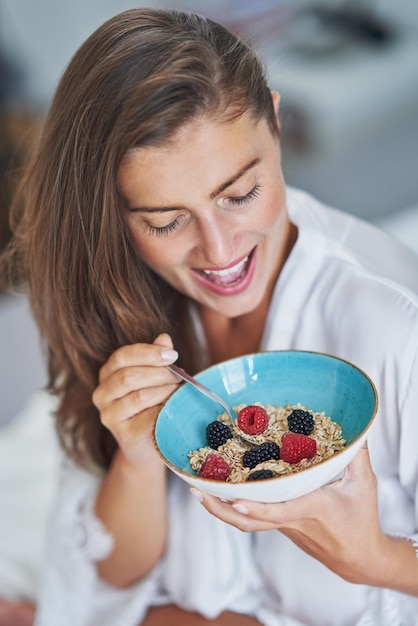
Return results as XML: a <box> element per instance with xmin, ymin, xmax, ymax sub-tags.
<box><xmin>3</xmin><ymin>8</ymin><xmax>418</xmax><ymax>626</ymax></box>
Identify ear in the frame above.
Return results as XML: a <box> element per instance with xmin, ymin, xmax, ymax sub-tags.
<box><xmin>271</xmin><ymin>90</ymin><xmax>281</xmax><ymax>132</ymax></box>
<box><xmin>271</xmin><ymin>90</ymin><xmax>281</xmax><ymax>114</ymax></box>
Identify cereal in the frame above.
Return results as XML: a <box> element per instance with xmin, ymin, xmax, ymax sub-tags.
<box><xmin>188</xmin><ymin>402</ymin><xmax>346</xmax><ymax>482</ymax></box>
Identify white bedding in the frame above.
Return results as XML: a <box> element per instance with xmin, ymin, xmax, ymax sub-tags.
<box><xmin>0</xmin><ymin>392</ymin><xmax>60</xmax><ymax>602</ymax></box>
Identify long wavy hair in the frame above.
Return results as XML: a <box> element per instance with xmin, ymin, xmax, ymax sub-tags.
<box><xmin>2</xmin><ymin>8</ymin><xmax>278</xmax><ymax>470</ymax></box>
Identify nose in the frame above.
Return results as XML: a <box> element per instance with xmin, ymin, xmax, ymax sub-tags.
<box><xmin>194</xmin><ymin>213</ymin><xmax>235</xmax><ymax>268</ymax></box>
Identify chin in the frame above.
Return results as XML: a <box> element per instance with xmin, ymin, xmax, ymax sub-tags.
<box><xmin>211</xmin><ymin>292</ymin><xmax>266</xmax><ymax>319</ymax></box>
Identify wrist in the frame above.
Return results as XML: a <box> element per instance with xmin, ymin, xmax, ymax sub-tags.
<box><xmin>364</xmin><ymin>534</ymin><xmax>418</xmax><ymax>594</ymax></box>
<box><xmin>115</xmin><ymin>443</ymin><xmax>164</xmax><ymax>478</ymax></box>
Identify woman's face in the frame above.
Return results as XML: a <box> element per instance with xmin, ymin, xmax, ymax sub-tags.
<box><xmin>118</xmin><ymin>105</ymin><xmax>293</xmax><ymax>319</ymax></box>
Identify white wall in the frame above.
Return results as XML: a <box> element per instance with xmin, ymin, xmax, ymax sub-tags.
<box><xmin>2</xmin><ymin>0</ymin><xmax>417</xmax><ymax>108</ymax></box>
<box><xmin>0</xmin><ymin>0</ymin><xmax>164</xmax><ymax>107</ymax></box>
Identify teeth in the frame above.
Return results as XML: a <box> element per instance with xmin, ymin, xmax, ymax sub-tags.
<box><xmin>203</xmin><ymin>256</ymin><xmax>248</xmax><ymax>277</ymax></box>
<box><xmin>197</xmin><ymin>254</ymin><xmax>251</xmax><ymax>287</ymax></box>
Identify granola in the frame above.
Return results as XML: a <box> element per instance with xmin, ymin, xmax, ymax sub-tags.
<box><xmin>188</xmin><ymin>402</ymin><xmax>346</xmax><ymax>482</ymax></box>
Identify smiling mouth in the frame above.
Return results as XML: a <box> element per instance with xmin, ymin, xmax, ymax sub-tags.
<box><xmin>195</xmin><ymin>250</ymin><xmax>254</xmax><ymax>287</ymax></box>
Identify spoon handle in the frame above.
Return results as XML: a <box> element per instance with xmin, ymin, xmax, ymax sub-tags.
<box><xmin>167</xmin><ymin>364</ymin><xmax>256</xmax><ymax>445</ymax></box>
<box><xmin>167</xmin><ymin>364</ymin><xmax>236</xmax><ymax>421</ymax></box>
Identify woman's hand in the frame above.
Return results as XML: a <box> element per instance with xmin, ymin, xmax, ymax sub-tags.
<box><xmin>92</xmin><ymin>332</ymin><xmax>180</xmax><ymax>466</ymax></box>
<box><xmin>93</xmin><ymin>333</ymin><xmax>180</xmax><ymax>587</ymax></box>
<box><xmin>192</xmin><ymin>443</ymin><xmax>391</xmax><ymax>587</ymax></box>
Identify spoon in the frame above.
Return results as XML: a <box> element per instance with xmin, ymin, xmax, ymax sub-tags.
<box><xmin>167</xmin><ymin>363</ymin><xmax>255</xmax><ymax>445</ymax></box>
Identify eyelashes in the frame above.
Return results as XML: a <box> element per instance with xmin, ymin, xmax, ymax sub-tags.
<box><xmin>147</xmin><ymin>184</ymin><xmax>263</xmax><ymax>237</ymax></box>
<box><xmin>228</xmin><ymin>183</ymin><xmax>263</xmax><ymax>206</ymax></box>
<box><xmin>147</xmin><ymin>220</ymin><xmax>180</xmax><ymax>237</ymax></box>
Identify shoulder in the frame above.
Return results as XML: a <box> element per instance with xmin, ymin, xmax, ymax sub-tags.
<box><xmin>280</xmin><ymin>188</ymin><xmax>418</xmax><ymax>374</ymax></box>
<box><xmin>286</xmin><ymin>186</ymin><xmax>418</xmax><ymax>300</ymax></box>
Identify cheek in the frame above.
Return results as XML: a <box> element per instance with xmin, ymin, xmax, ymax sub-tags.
<box><xmin>256</xmin><ymin>188</ymin><xmax>287</xmax><ymax>232</ymax></box>
<box><xmin>130</xmin><ymin>231</ymin><xmax>184</xmax><ymax>274</ymax></box>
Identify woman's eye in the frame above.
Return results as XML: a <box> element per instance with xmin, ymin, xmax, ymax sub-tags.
<box><xmin>228</xmin><ymin>184</ymin><xmax>263</xmax><ymax>206</ymax></box>
<box><xmin>147</xmin><ymin>219</ymin><xmax>180</xmax><ymax>237</ymax></box>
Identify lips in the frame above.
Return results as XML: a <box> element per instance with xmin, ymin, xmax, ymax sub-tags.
<box><xmin>192</xmin><ymin>248</ymin><xmax>256</xmax><ymax>295</ymax></box>
<box><xmin>197</xmin><ymin>254</ymin><xmax>250</xmax><ymax>286</ymax></box>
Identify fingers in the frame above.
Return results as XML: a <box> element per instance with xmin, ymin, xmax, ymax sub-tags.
<box><xmin>92</xmin><ymin>333</ymin><xmax>181</xmax><ymax>430</ymax></box>
<box><xmin>100</xmin><ymin>375</ymin><xmax>180</xmax><ymax>425</ymax></box>
<box><xmin>94</xmin><ymin>335</ymin><xmax>178</xmax><ymax>407</ymax></box>
<box><xmin>153</xmin><ymin>332</ymin><xmax>175</xmax><ymax>350</ymax></box>
<box><xmin>190</xmin><ymin>488</ymin><xmax>281</xmax><ymax>532</ymax></box>
<box><xmin>98</xmin><ymin>333</ymin><xmax>178</xmax><ymax>384</ymax></box>
<box><xmin>94</xmin><ymin>363</ymin><xmax>175</xmax><ymax>407</ymax></box>
<box><xmin>191</xmin><ymin>483</ymin><xmax>337</xmax><ymax>530</ymax></box>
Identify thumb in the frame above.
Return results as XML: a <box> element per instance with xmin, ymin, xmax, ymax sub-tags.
<box><xmin>153</xmin><ymin>333</ymin><xmax>174</xmax><ymax>350</ymax></box>
<box><xmin>153</xmin><ymin>333</ymin><xmax>179</xmax><ymax>364</ymax></box>
<box><xmin>344</xmin><ymin>439</ymin><xmax>374</xmax><ymax>484</ymax></box>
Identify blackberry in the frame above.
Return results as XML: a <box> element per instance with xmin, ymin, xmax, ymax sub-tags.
<box><xmin>206</xmin><ymin>421</ymin><xmax>233</xmax><ymax>449</ymax></box>
<box><xmin>287</xmin><ymin>409</ymin><xmax>314</xmax><ymax>435</ymax></box>
<box><xmin>242</xmin><ymin>441</ymin><xmax>280</xmax><ymax>469</ymax></box>
<box><xmin>246</xmin><ymin>469</ymin><xmax>275</xmax><ymax>481</ymax></box>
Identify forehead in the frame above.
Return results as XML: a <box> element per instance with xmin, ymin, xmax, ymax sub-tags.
<box><xmin>118</xmin><ymin>113</ymin><xmax>273</xmax><ymax>204</ymax></box>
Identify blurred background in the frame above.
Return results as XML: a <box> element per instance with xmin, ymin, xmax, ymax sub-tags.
<box><xmin>1</xmin><ymin>0</ymin><xmax>418</xmax><ymax>422</ymax></box>
<box><xmin>0</xmin><ymin>0</ymin><xmax>417</xmax><ymax>611</ymax></box>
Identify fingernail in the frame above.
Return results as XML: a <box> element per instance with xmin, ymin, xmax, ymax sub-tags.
<box><xmin>232</xmin><ymin>503</ymin><xmax>249</xmax><ymax>515</ymax></box>
<box><xmin>190</xmin><ymin>487</ymin><xmax>203</xmax><ymax>503</ymax></box>
<box><xmin>161</xmin><ymin>349</ymin><xmax>178</xmax><ymax>361</ymax></box>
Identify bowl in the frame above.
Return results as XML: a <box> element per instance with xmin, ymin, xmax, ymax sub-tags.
<box><xmin>153</xmin><ymin>350</ymin><xmax>378</xmax><ymax>502</ymax></box>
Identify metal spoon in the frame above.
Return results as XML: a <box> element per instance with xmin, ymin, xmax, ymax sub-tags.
<box><xmin>167</xmin><ymin>363</ymin><xmax>255</xmax><ymax>445</ymax></box>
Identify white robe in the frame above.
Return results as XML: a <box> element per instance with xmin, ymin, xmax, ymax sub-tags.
<box><xmin>34</xmin><ymin>188</ymin><xmax>418</xmax><ymax>626</ymax></box>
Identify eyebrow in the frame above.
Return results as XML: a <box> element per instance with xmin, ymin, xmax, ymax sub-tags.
<box><xmin>127</xmin><ymin>157</ymin><xmax>261</xmax><ymax>213</ymax></box>
<box><xmin>209</xmin><ymin>157</ymin><xmax>260</xmax><ymax>200</ymax></box>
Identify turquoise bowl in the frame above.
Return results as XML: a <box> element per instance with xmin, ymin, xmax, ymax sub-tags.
<box><xmin>154</xmin><ymin>350</ymin><xmax>378</xmax><ymax>502</ymax></box>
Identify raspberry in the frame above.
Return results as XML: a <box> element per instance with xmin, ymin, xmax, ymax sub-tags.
<box><xmin>280</xmin><ymin>432</ymin><xmax>317</xmax><ymax>464</ymax></box>
<box><xmin>198</xmin><ymin>454</ymin><xmax>231</xmax><ymax>481</ymax></box>
<box><xmin>242</xmin><ymin>441</ymin><xmax>280</xmax><ymax>469</ymax></box>
<box><xmin>206</xmin><ymin>421</ymin><xmax>233</xmax><ymax>449</ymax></box>
<box><xmin>246</xmin><ymin>469</ymin><xmax>274</xmax><ymax>481</ymax></box>
<box><xmin>237</xmin><ymin>405</ymin><xmax>269</xmax><ymax>435</ymax></box>
<box><xmin>287</xmin><ymin>409</ymin><xmax>314</xmax><ymax>435</ymax></box>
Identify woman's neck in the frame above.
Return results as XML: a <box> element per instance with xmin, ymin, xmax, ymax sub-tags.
<box><xmin>199</xmin><ymin>300</ymin><xmax>269</xmax><ymax>365</ymax></box>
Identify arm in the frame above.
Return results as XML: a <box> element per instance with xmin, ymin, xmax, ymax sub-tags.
<box><xmin>94</xmin><ymin>446</ymin><xmax>167</xmax><ymax>588</ymax></box>
<box><xmin>92</xmin><ymin>333</ymin><xmax>180</xmax><ymax>588</ymax></box>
